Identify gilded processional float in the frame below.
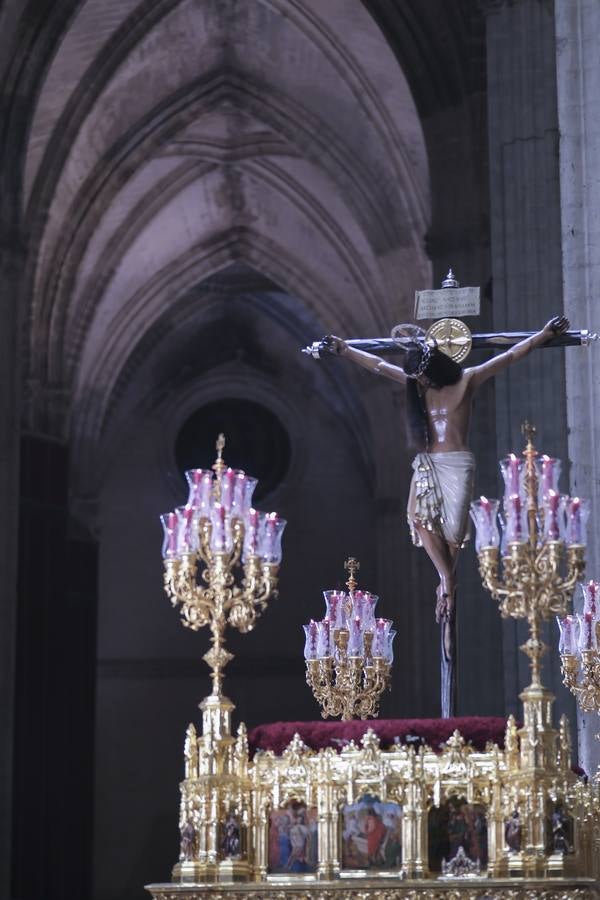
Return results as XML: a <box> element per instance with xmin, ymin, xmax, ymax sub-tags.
<box><xmin>146</xmin><ymin>427</ymin><xmax>600</xmax><ymax>900</ymax></box>
<box><xmin>146</xmin><ymin>289</ymin><xmax>600</xmax><ymax>899</ymax></box>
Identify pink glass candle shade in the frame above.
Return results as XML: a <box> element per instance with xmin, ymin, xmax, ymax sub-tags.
<box><xmin>303</xmin><ymin>620</ymin><xmax>318</xmax><ymax>660</ymax></box>
<box><xmin>316</xmin><ymin>619</ymin><xmax>332</xmax><ymax>658</ymax></box>
<box><xmin>176</xmin><ymin>505</ymin><xmax>197</xmax><ymax>554</ymax></box>
<box><xmin>536</xmin><ymin>455</ymin><xmax>561</xmax><ymax>504</ymax></box>
<box><xmin>577</xmin><ymin>612</ymin><xmax>597</xmax><ymax>651</ymax></box>
<box><xmin>351</xmin><ymin>591</ymin><xmax>378</xmax><ymax>629</ymax></box>
<box><xmin>241</xmin><ymin>508</ymin><xmax>264</xmax><ymax>562</ymax></box>
<box><xmin>542</xmin><ymin>490</ymin><xmax>566</xmax><ymax>542</ymax></box>
<box><xmin>556</xmin><ymin>615</ymin><xmax>578</xmax><ymax>655</ymax></box>
<box><xmin>500</xmin><ymin>454</ymin><xmax>525</xmax><ymax>503</ymax></box>
<box><xmin>220</xmin><ymin>468</ymin><xmax>236</xmax><ymax>512</ymax></box>
<box><xmin>323</xmin><ymin>590</ymin><xmax>347</xmax><ymax>629</ymax></box>
<box><xmin>469</xmin><ymin>496</ymin><xmax>500</xmax><ymax>551</ymax></box>
<box><xmin>348</xmin><ymin>616</ymin><xmax>364</xmax><ymax>656</ymax></box>
<box><xmin>259</xmin><ymin>512</ymin><xmax>286</xmax><ymax>563</ymax></box>
<box><xmin>231</xmin><ymin>471</ymin><xmax>257</xmax><ymax>517</ymax></box>
<box><xmin>209</xmin><ymin>503</ymin><xmax>233</xmax><ymax>554</ymax></box>
<box><xmin>385</xmin><ymin>629</ymin><xmax>396</xmax><ymax>664</ymax></box>
<box><xmin>504</xmin><ymin>493</ymin><xmax>527</xmax><ymax>544</ymax></box>
<box><xmin>565</xmin><ymin>497</ymin><xmax>590</xmax><ymax>546</ymax></box>
<box><xmin>372</xmin><ymin>618</ymin><xmax>392</xmax><ymax>658</ymax></box>
<box><xmin>160</xmin><ymin>511</ymin><xmax>179</xmax><ymax>559</ymax></box>
<box><xmin>185</xmin><ymin>469</ymin><xmax>213</xmax><ymax>516</ymax></box>
<box><xmin>581</xmin><ymin>581</ymin><xmax>599</xmax><ymax>617</ymax></box>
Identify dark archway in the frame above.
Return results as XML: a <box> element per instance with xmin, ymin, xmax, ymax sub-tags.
<box><xmin>175</xmin><ymin>399</ymin><xmax>292</xmax><ymax>502</ymax></box>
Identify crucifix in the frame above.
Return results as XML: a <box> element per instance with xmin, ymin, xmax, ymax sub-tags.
<box><xmin>303</xmin><ymin>271</ymin><xmax>596</xmax><ymax>719</ymax></box>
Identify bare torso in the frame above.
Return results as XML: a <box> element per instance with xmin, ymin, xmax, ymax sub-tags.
<box><xmin>421</xmin><ymin>369</ymin><xmax>475</xmax><ymax>452</ymax></box>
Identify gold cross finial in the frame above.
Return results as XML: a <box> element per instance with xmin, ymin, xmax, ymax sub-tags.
<box><xmin>344</xmin><ymin>557</ymin><xmax>360</xmax><ymax>593</ymax></box>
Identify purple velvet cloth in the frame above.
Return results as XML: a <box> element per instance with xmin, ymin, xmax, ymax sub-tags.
<box><xmin>248</xmin><ymin>716</ymin><xmax>509</xmax><ymax>757</ymax></box>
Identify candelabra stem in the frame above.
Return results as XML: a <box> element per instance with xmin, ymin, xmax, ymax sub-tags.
<box><xmin>202</xmin><ymin>587</ymin><xmax>234</xmax><ymax>701</ymax></box>
<box><xmin>208</xmin><ymin>622</ymin><xmax>225</xmax><ymax>698</ymax></box>
<box><xmin>521</xmin><ymin>613</ymin><xmax>547</xmax><ymax>690</ymax></box>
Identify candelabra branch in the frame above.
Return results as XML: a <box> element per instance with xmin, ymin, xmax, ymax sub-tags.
<box><xmin>561</xmin><ymin>649</ymin><xmax>600</xmax><ymax>713</ymax></box>
<box><xmin>166</xmin><ymin>543</ymin><xmax>281</xmax><ymax>693</ymax></box>
<box><xmin>305</xmin><ymin>655</ymin><xmax>391</xmax><ymax>721</ymax></box>
<box><xmin>478</xmin><ymin>543</ymin><xmax>585</xmax><ymax>627</ymax></box>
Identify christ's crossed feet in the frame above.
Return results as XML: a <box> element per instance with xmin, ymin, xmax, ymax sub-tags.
<box><xmin>435</xmin><ymin>585</ymin><xmax>456</xmax><ymax>622</ymax></box>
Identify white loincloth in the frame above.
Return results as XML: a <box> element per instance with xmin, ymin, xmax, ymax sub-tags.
<box><xmin>407</xmin><ymin>451</ymin><xmax>475</xmax><ymax>548</ymax></box>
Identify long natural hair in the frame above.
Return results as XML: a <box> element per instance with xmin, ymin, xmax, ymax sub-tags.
<box><xmin>404</xmin><ymin>346</ymin><xmax>463</xmax><ymax>450</ymax></box>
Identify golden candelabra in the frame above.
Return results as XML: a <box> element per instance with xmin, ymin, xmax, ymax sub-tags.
<box><xmin>161</xmin><ymin>434</ymin><xmax>286</xmax><ymax>697</ymax></box>
<box><xmin>304</xmin><ymin>558</ymin><xmax>394</xmax><ymax>721</ymax></box>
<box><xmin>558</xmin><ymin>582</ymin><xmax>600</xmax><ymax>713</ymax></box>
<box><xmin>470</xmin><ymin>421</ymin><xmax>588</xmax><ymax>876</ymax></box>
<box><xmin>160</xmin><ymin>434</ymin><xmax>286</xmax><ymax>882</ymax></box>
<box><xmin>472</xmin><ymin>422</ymin><xmax>585</xmax><ymax>690</ymax></box>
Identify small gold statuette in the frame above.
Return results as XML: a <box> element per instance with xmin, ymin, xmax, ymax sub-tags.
<box><xmin>303</xmin><ymin>557</ymin><xmax>394</xmax><ymax>720</ymax></box>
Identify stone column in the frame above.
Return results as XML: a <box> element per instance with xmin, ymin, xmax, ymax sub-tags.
<box><xmin>0</xmin><ymin>236</ymin><xmax>23</xmax><ymax>900</ymax></box>
<box><xmin>484</xmin><ymin>0</ymin><xmax>575</xmax><ymax>726</ymax></box>
<box><xmin>12</xmin><ymin>436</ymin><xmax>98</xmax><ymax>899</ymax></box>
<box><xmin>555</xmin><ymin>0</ymin><xmax>600</xmax><ymax>777</ymax></box>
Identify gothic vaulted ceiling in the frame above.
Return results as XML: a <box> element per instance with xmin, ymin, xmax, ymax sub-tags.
<box><xmin>19</xmin><ymin>0</ymin><xmax>431</xmax><ymax>454</ymax></box>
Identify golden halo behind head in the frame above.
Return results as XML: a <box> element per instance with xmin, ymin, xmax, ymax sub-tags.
<box><xmin>425</xmin><ymin>318</ymin><xmax>472</xmax><ymax>364</ymax></box>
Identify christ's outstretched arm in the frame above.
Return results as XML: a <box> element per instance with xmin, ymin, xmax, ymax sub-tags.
<box><xmin>467</xmin><ymin>315</ymin><xmax>569</xmax><ymax>387</ymax></box>
<box><xmin>322</xmin><ymin>335</ymin><xmax>407</xmax><ymax>383</ymax></box>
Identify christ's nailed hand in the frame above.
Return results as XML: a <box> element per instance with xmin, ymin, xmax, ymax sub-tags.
<box><xmin>323</xmin><ymin>334</ymin><xmax>347</xmax><ymax>356</ymax></box>
<box><xmin>542</xmin><ymin>315</ymin><xmax>569</xmax><ymax>339</ymax></box>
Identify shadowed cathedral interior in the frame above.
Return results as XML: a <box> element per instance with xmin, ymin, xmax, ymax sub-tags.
<box><xmin>1</xmin><ymin>2</ymin><xmax>599</xmax><ymax>899</ymax></box>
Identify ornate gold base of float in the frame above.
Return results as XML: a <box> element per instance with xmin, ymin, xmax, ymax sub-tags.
<box><xmin>148</xmin><ymin>684</ymin><xmax>600</xmax><ymax>897</ymax></box>
<box><xmin>147</xmin><ymin>877</ymin><xmax>600</xmax><ymax>899</ymax></box>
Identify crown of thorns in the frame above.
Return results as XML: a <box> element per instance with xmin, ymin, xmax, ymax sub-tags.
<box><xmin>390</xmin><ymin>323</ymin><xmax>436</xmax><ymax>379</ymax></box>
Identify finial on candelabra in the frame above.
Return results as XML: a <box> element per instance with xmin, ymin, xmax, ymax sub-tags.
<box><xmin>521</xmin><ymin>420</ymin><xmax>536</xmax><ymax>448</ymax></box>
<box><xmin>213</xmin><ymin>433</ymin><xmax>227</xmax><ymax>479</ymax></box>
<box><xmin>520</xmin><ymin>421</ymin><xmax>539</xmax><ymax>533</ymax></box>
<box><xmin>441</xmin><ymin>268</ymin><xmax>459</xmax><ymax>289</ymax></box>
<box><xmin>344</xmin><ymin>557</ymin><xmax>360</xmax><ymax>592</ymax></box>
